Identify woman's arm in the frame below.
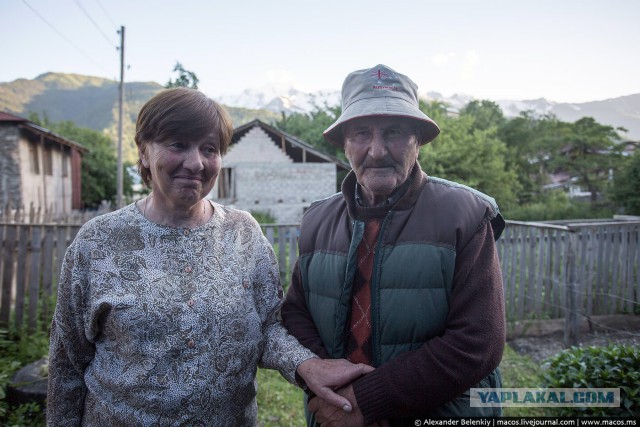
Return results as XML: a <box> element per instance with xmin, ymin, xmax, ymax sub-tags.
<box><xmin>47</xmin><ymin>241</ymin><xmax>96</xmax><ymax>426</ymax></box>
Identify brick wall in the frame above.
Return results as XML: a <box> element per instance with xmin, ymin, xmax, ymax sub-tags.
<box><xmin>0</xmin><ymin>125</ymin><xmax>22</xmax><ymax>207</ymax></box>
<box><xmin>212</xmin><ymin>126</ymin><xmax>339</xmax><ymax>223</ymax></box>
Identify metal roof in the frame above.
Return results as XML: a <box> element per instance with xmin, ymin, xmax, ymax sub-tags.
<box><xmin>1</xmin><ymin>111</ymin><xmax>88</xmax><ymax>153</ymax></box>
<box><xmin>232</xmin><ymin>119</ymin><xmax>350</xmax><ymax>171</ymax></box>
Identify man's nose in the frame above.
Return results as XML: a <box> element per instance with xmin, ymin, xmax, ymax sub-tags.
<box><xmin>368</xmin><ymin>132</ymin><xmax>388</xmax><ymax>159</ymax></box>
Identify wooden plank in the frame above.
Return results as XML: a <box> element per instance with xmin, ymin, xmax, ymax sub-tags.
<box><xmin>27</xmin><ymin>225</ymin><xmax>42</xmax><ymax>332</ymax></box>
<box><xmin>0</xmin><ymin>225</ymin><xmax>17</xmax><ymax>326</ymax></box>
<box><xmin>552</xmin><ymin>231</ymin><xmax>564</xmax><ymax>318</ymax></box>
<box><xmin>534</xmin><ymin>228</ymin><xmax>546</xmax><ymax>315</ymax></box>
<box><xmin>584</xmin><ymin>227</ymin><xmax>595</xmax><ymax>318</ymax></box>
<box><xmin>618</xmin><ymin>225</ymin><xmax>630</xmax><ymax>313</ymax></box>
<box><xmin>517</xmin><ymin>226</ymin><xmax>528</xmax><ymax>321</ymax></box>
<box><xmin>14</xmin><ymin>224</ymin><xmax>30</xmax><ymax>330</ymax></box>
<box><xmin>602</xmin><ymin>226</ymin><xmax>615</xmax><ymax>314</ymax></box>
<box><xmin>593</xmin><ymin>226</ymin><xmax>605</xmax><ymax>314</ymax></box>
<box><xmin>629</xmin><ymin>225</ymin><xmax>640</xmax><ymax>313</ymax></box>
<box><xmin>609</xmin><ymin>226</ymin><xmax>622</xmax><ymax>313</ymax></box>
<box><xmin>277</xmin><ymin>226</ymin><xmax>287</xmax><ymax>282</ymax></box>
<box><xmin>576</xmin><ymin>228</ymin><xmax>589</xmax><ymax>318</ymax></box>
<box><xmin>55</xmin><ymin>226</ymin><xmax>68</xmax><ymax>293</ymax></box>
<box><xmin>526</xmin><ymin>227</ymin><xmax>537</xmax><ymax>315</ymax></box>
<box><xmin>543</xmin><ymin>226</ymin><xmax>554</xmax><ymax>316</ymax></box>
<box><xmin>40</xmin><ymin>225</ymin><xmax>55</xmax><ymax>325</ymax></box>
<box><xmin>499</xmin><ymin>227</ymin><xmax>512</xmax><ymax>317</ymax></box>
<box><xmin>265</xmin><ymin>226</ymin><xmax>275</xmax><ymax>247</ymax></box>
<box><xmin>287</xmin><ymin>226</ymin><xmax>298</xmax><ymax>289</ymax></box>
<box><xmin>508</xmin><ymin>227</ymin><xmax>519</xmax><ymax>321</ymax></box>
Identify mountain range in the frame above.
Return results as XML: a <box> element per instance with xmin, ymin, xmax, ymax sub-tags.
<box><xmin>1</xmin><ymin>73</ymin><xmax>638</xmax><ymax>162</ymax></box>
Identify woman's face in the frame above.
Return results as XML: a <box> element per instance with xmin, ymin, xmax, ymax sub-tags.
<box><xmin>141</xmin><ymin>132</ymin><xmax>222</xmax><ymax>209</ymax></box>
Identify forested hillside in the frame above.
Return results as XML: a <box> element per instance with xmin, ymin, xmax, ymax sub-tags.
<box><xmin>0</xmin><ymin>73</ymin><xmax>279</xmax><ymax>163</ymax></box>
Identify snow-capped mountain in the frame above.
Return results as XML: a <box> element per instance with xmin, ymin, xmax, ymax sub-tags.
<box><xmin>217</xmin><ymin>86</ymin><xmax>640</xmax><ymax>141</ymax></box>
<box><xmin>218</xmin><ymin>87</ymin><xmax>340</xmax><ymax>115</ymax></box>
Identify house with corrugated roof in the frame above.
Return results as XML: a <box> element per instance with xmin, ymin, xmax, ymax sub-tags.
<box><xmin>0</xmin><ymin>111</ymin><xmax>88</xmax><ymax>214</ymax></box>
<box><xmin>209</xmin><ymin>119</ymin><xmax>350</xmax><ymax>223</ymax></box>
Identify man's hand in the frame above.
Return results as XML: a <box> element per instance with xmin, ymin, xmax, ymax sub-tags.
<box><xmin>296</xmin><ymin>358</ymin><xmax>374</xmax><ymax>412</ymax></box>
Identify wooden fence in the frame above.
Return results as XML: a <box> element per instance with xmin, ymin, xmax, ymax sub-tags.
<box><xmin>1</xmin><ymin>218</ymin><xmax>638</xmax><ymax>338</ymax></box>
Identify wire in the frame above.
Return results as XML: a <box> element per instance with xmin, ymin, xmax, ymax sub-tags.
<box><xmin>21</xmin><ymin>0</ymin><xmax>112</xmax><ymax>74</ymax></box>
<box><xmin>94</xmin><ymin>0</ymin><xmax>117</xmax><ymax>28</ymax></box>
<box><xmin>73</xmin><ymin>0</ymin><xmax>117</xmax><ymax>48</ymax></box>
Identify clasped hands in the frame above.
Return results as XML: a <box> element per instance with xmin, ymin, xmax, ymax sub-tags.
<box><xmin>296</xmin><ymin>358</ymin><xmax>389</xmax><ymax>426</ymax></box>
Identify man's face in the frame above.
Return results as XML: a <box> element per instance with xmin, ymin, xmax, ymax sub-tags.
<box><xmin>343</xmin><ymin>116</ymin><xmax>419</xmax><ymax>206</ymax></box>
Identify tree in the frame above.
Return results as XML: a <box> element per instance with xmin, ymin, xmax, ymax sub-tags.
<box><xmin>418</xmin><ymin>102</ymin><xmax>520</xmax><ymax>211</ymax></box>
<box><xmin>165</xmin><ymin>62</ymin><xmax>199</xmax><ymax>89</ymax></box>
<box><xmin>498</xmin><ymin>112</ymin><xmax>562</xmax><ymax>204</ymax></box>
<box><xmin>612</xmin><ymin>147</ymin><xmax>640</xmax><ymax>214</ymax></box>
<box><xmin>459</xmin><ymin>99</ymin><xmax>506</xmax><ymax>132</ymax></box>
<box><xmin>275</xmin><ymin>104</ymin><xmax>345</xmax><ymax>161</ymax></box>
<box><xmin>547</xmin><ymin>117</ymin><xmax>623</xmax><ymax>206</ymax></box>
<box><xmin>29</xmin><ymin>114</ymin><xmax>133</xmax><ymax>208</ymax></box>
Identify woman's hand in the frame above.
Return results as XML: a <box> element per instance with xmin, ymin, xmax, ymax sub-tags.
<box><xmin>296</xmin><ymin>358</ymin><xmax>374</xmax><ymax>412</ymax></box>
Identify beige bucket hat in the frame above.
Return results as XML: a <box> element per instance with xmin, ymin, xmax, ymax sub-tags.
<box><xmin>324</xmin><ymin>64</ymin><xmax>440</xmax><ymax>146</ymax></box>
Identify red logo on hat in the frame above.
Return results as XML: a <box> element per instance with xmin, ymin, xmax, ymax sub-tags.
<box><xmin>371</xmin><ymin>69</ymin><xmax>390</xmax><ymax>81</ymax></box>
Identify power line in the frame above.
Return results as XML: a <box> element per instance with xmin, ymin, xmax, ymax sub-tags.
<box><xmin>21</xmin><ymin>0</ymin><xmax>112</xmax><ymax>74</ymax></box>
<box><xmin>94</xmin><ymin>0</ymin><xmax>117</xmax><ymax>28</ymax></box>
<box><xmin>73</xmin><ymin>0</ymin><xmax>117</xmax><ymax>48</ymax></box>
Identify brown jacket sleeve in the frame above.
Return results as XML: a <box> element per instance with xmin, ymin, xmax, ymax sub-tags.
<box><xmin>353</xmin><ymin>222</ymin><xmax>506</xmax><ymax>422</ymax></box>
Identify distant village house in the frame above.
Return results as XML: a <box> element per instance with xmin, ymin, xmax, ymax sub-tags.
<box><xmin>0</xmin><ymin>112</ymin><xmax>87</xmax><ymax>214</ymax></box>
<box><xmin>210</xmin><ymin>119</ymin><xmax>350</xmax><ymax>223</ymax></box>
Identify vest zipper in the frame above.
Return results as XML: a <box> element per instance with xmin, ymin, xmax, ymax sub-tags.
<box><xmin>370</xmin><ymin>211</ymin><xmax>392</xmax><ymax>367</ymax></box>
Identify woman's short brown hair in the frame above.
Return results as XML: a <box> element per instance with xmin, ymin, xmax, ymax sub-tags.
<box><xmin>135</xmin><ymin>87</ymin><xmax>233</xmax><ymax>186</ymax></box>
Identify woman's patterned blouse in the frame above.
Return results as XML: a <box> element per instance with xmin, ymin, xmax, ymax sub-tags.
<box><xmin>47</xmin><ymin>201</ymin><xmax>315</xmax><ymax>426</ymax></box>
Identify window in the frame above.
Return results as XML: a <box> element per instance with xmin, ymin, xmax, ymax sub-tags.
<box><xmin>218</xmin><ymin>167</ymin><xmax>234</xmax><ymax>199</ymax></box>
<box><xmin>29</xmin><ymin>141</ymin><xmax>40</xmax><ymax>174</ymax></box>
<box><xmin>43</xmin><ymin>143</ymin><xmax>53</xmax><ymax>176</ymax></box>
<box><xmin>61</xmin><ymin>147</ymin><xmax>69</xmax><ymax>177</ymax></box>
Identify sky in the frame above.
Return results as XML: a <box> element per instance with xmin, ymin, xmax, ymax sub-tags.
<box><xmin>2</xmin><ymin>0</ymin><xmax>639</xmax><ymax>104</ymax></box>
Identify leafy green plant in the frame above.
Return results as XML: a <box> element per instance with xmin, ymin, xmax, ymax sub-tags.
<box><xmin>0</xmin><ymin>328</ymin><xmax>49</xmax><ymax>425</ymax></box>
<box><xmin>541</xmin><ymin>344</ymin><xmax>639</xmax><ymax>417</ymax></box>
<box><xmin>251</xmin><ymin>210</ymin><xmax>277</xmax><ymax>224</ymax></box>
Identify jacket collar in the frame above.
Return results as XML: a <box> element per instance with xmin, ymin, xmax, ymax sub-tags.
<box><xmin>342</xmin><ymin>162</ymin><xmax>427</xmax><ymax>220</ymax></box>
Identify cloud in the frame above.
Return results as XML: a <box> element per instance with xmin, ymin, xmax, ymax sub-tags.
<box><xmin>431</xmin><ymin>50</ymin><xmax>480</xmax><ymax>81</ymax></box>
<box><xmin>432</xmin><ymin>52</ymin><xmax>457</xmax><ymax>66</ymax></box>
<box><xmin>265</xmin><ymin>68</ymin><xmax>297</xmax><ymax>89</ymax></box>
<box><xmin>459</xmin><ymin>50</ymin><xmax>480</xmax><ymax>81</ymax></box>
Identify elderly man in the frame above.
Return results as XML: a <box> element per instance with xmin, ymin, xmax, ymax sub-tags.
<box><xmin>282</xmin><ymin>64</ymin><xmax>506</xmax><ymax>425</ymax></box>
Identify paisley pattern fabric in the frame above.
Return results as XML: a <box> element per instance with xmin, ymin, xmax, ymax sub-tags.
<box><xmin>47</xmin><ymin>201</ymin><xmax>315</xmax><ymax>426</ymax></box>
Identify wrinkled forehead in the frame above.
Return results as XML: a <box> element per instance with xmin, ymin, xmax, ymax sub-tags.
<box><xmin>343</xmin><ymin>116</ymin><xmax>416</xmax><ymax>131</ymax></box>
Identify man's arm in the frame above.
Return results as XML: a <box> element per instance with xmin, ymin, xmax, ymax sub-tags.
<box><xmin>351</xmin><ymin>221</ymin><xmax>505</xmax><ymax>423</ymax></box>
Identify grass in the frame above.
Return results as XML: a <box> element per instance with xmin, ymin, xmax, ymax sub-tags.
<box><xmin>0</xmin><ymin>331</ymin><xmax>553</xmax><ymax>425</ymax></box>
<box><xmin>256</xmin><ymin>368</ymin><xmax>306</xmax><ymax>427</ymax></box>
<box><xmin>254</xmin><ymin>344</ymin><xmax>550</xmax><ymax>424</ymax></box>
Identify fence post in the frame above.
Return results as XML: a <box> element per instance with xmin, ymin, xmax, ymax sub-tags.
<box><xmin>564</xmin><ymin>230</ymin><xmax>580</xmax><ymax>347</ymax></box>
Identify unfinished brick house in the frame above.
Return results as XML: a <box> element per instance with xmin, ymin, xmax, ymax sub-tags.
<box><xmin>211</xmin><ymin>119</ymin><xmax>350</xmax><ymax>223</ymax></box>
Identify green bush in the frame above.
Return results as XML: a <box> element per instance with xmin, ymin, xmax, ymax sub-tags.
<box><xmin>505</xmin><ymin>191</ymin><xmax>615</xmax><ymax>221</ymax></box>
<box><xmin>250</xmin><ymin>210</ymin><xmax>277</xmax><ymax>224</ymax></box>
<box><xmin>541</xmin><ymin>344</ymin><xmax>639</xmax><ymax>417</ymax></box>
<box><xmin>0</xmin><ymin>328</ymin><xmax>49</xmax><ymax>426</ymax></box>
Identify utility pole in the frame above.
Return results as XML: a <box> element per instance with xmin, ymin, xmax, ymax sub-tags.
<box><xmin>116</xmin><ymin>26</ymin><xmax>125</xmax><ymax>208</ymax></box>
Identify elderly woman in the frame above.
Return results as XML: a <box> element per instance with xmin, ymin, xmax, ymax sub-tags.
<box><xmin>47</xmin><ymin>88</ymin><xmax>370</xmax><ymax>426</ymax></box>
